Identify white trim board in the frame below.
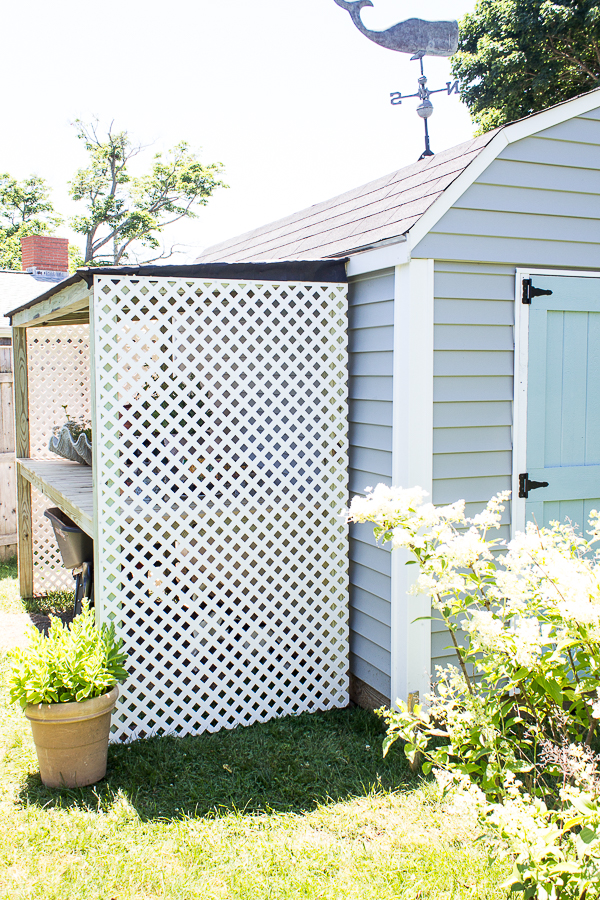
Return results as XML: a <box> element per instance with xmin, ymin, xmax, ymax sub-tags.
<box><xmin>346</xmin><ymin>88</ymin><xmax>600</xmax><ymax>277</ymax></box>
<box><xmin>512</xmin><ymin>272</ymin><xmax>529</xmax><ymax>537</ymax></box>
<box><xmin>409</xmin><ymin>90</ymin><xmax>600</xmax><ymax>254</ymax></box>
<box><xmin>389</xmin><ymin>258</ymin><xmax>434</xmax><ymax>706</ymax></box>
<box><xmin>516</xmin><ymin>268</ymin><xmax>600</xmax><ymax>279</ymax></box>
<box><xmin>346</xmin><ymin>239</ymin><xmax>409</xmax><ymax>278</ymax></box>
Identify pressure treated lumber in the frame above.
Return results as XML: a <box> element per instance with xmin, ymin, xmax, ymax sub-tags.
<box><xmin>13</xmin><ymin>329</ymin><xmax>33</xmax><ymax>598</ymax></box>
<box><xmin>17</xmin><ymin>459</ymin><xmax>93</xmax><ymax>538</ymax></box>
<box><xmin>10</xmin><ymin>280</ymin><xmax>91</xmax><ymax>328</ymax></box>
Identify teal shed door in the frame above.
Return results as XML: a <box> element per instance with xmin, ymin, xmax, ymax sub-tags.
<box><xmin>525</xmin><ymin>275</ymin><xmax>600</xmax><ymax>532</ymax></box>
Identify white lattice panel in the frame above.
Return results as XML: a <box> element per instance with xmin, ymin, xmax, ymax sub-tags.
<box><xmin>93</xmin><ymin>275</ymin><xmax>349</xmax><ymax>740</ymax></box>
<box><xmin>31</xmin><ymin>487</ymin><xmax>75</xmax><ymax>593</ymax></box>
<box><xmin>27</xmin><ymin>327</ymin><xmax>90</xmax><ymax>594</ymax></box>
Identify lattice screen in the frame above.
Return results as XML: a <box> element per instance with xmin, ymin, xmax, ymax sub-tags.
<box><xmin>27</xmin><ymin>326</ymin><xmax>90</xmax><ymax>594</ymax></box>
<box><xmin>93</xmin><ymin>275</ymin><xmax>349</xmax><ymax>740</ymax></box>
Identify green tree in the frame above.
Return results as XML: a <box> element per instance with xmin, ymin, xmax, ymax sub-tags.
<box><xmin>69</xmin><ymin>120</ymin><xmax>227</xmax><ymax>265</ymax></box>
<box><xmin>0</xmin><ymin>174</ymin><xmax>61</xmax><ymax>269</ymax></box>
<box><xmin>451</xmin><ymin>0</ymin><xmax>600</xmax><ymax>133</ymax></box>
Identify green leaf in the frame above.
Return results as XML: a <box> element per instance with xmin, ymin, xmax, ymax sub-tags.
<box><xmin>534</xmin><ymin>675</ymin><xmax>563</xmax><ymax>706</ymax></box>
<box><xmin>9</xmin><ymin>605</ymin><xmax>128</xmax><ymax>708</ymax></box>
<box><xmin>382</xmin><ymin>734</ymin><xmax>399</xmax><ymax>758</ymax></box>
<box><xmin>579</xmin><ymin>825</ymin><xmax>599</xmax><ymax>845</ymax></box>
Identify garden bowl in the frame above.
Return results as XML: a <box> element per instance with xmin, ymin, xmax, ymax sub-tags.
<box><xmin>25</xmin><ymin>686</ymin><xmax>118</xmax><ymax>788</ymax></box>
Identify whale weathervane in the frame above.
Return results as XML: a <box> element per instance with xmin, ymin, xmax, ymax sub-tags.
<box><xmin>333</xmin><ymin>0</ymin><xmax>461</xmax><ymax>159</ymax></box>
<box><xmin>333</xmin><ymin>0</ymin><xmax>458</xmax><ymax>57</ymax></box>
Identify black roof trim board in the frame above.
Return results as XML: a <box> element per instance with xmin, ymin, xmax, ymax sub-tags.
<box><xmin>7</xmin><ymin>273</ymin><xmax>83</xmax><ymax>320</ymax></box>
<box><xmin>77</xmin><ymin>260</ymin><xmax>348</xmax><ymax>286</ymax></box>
<box><xmin>7</xmin><ymin>259</ymin><xmax>348</xmax><ymax>321</ymax></box>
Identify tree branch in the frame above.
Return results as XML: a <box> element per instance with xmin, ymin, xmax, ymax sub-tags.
<box><xmin>547</xmin><ymin>35</ymin><xmax>600</xmax><ymax>81</ymax></box>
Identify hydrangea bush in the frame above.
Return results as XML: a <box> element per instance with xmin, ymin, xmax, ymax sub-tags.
<box><xmin>347</xmin><ymin>486</ymin><xmax>600</xmax><ymax>899</ymax></box>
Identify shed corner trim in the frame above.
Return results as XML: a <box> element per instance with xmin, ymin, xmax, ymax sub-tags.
<box><xmin>389</xmin><ymin>258</ymin><xmax>434</xmax><ymax>706</ymax></box>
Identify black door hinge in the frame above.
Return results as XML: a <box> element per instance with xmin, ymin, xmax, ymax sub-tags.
<box><xmin>519</xmin><ymin>473</ymin><xmax>549</xmax><ymax>498</ymax></box>
<box><xmin>522</xmin><ymin>278</ymin><xmax>553</xmax><ymax>304</ymax></box>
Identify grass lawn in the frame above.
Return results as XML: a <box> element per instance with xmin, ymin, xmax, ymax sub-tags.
<box><xmin>0</xmin><ymin>556</ymin><xmax>74</xmax><ymax>617</ymax></box>
<box><xmin>0</xmin><ymin>563</ymin><xmax>510</xmax><ymax>899</ymax></box>
<box><xmin>0</xmin><ymin>556</ymin><xmax>20</xmax><ymax>613</ymax></box>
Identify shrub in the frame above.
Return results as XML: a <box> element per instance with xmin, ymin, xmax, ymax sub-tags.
<box><xmin>9</xmin><ymin>605</ymin><xmax>128</xmax><ymax>707</ymax></box>
<box><xmin>347</xmin><ymin>486</ymin><xmax>600</xmax><ymax>898</ymax></box>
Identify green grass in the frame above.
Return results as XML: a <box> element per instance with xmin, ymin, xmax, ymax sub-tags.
<box><xmin>0</xmin><ymin>568</ymin><xmax>511</xmax><ymax>899</ymax></box>
<box><xmin>23</xmin><ymin>589</ymin><xmax>75</xmax><ymax>616</ymax></box>
<box><xmin>0</xmin><ymin>556</ymin><xmax>20</xmax><ymax>613</ymax></box>
<box><xmin>0</xmin><ymin>555</ymin><xmax>74</xmax><ymax>616</ymax></box>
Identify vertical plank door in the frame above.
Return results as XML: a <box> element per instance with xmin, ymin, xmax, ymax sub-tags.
<box><xmin>0</xmin><ymin>342</ymin><xmax>17</xmax><ymax>561</ymax></box>
<box><xmin>526</xmin><ymin>275</ymin><xmax>600</xmax><ymax>532</ymax></box>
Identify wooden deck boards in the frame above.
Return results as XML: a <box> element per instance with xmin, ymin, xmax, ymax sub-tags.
<box><xmin>17</xmin><ymin>459</ymin><xmax>93</xmax><ymax>537</ymax></box>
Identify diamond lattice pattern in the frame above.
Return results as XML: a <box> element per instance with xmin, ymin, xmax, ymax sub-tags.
<box><xmin>28</xmin><ymin>326</ymin><xmax>91</xmax><ymax>594</ymax></box>
<box><xmin>93</xmin><ymin>276</ymin><xmax>349</xmax><ymax>740</ymax></box>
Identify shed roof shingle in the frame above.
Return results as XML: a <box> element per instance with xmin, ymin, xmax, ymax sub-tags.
<box><xmin>196</xmin><ymin>131</ymin><xmax>499</xmax><ymax>263</ymax></box>
<box><xmin>0</xmin><ymin>271</ymin><xmax>62</xmax><ymax>330</ymax></box>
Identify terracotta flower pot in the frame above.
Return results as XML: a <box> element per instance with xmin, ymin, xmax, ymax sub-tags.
<box><xmin>25</xmin><ymin>686</ymin><xmax>118</xmax><ymax>788</ymax></box>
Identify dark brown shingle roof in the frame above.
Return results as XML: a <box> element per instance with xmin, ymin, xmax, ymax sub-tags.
<box><xmin>196</xmin><ymin>130</ymin><xmax>499</xmax><ymax>263</ymax></box>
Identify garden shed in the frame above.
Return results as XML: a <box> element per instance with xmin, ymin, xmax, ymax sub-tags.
<box><xmin>196</xmin><ymin>87</ymin><xmax>600</xmax><ymax>711</ymax></box>
<box><xmin>8</xmin><ymin>260</ymin><xmax>350</xmax><ymax>741</ymax></box>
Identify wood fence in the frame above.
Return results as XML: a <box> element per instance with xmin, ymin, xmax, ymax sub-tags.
<box><xmin>0</xmin><ymin>343</ymin><xmax>16</xmax><ymax>561</ymax></box>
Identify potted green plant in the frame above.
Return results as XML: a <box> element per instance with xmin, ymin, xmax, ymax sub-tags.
<box><xmin>9</xmin><ymin>606</ymin><xmax>128</xmax><ymax>788</ymax></box>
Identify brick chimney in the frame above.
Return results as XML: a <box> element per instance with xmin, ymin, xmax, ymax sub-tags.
<box><xmin>21</xmin><ymin>235</ymin><xmax>69</xmax><ymax>283</ymax></box>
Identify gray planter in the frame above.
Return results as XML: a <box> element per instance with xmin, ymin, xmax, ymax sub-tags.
<box><xmin>49</xmin><ymin>425</ymin><xmax>92</xmax><ymax>466</ymax></box>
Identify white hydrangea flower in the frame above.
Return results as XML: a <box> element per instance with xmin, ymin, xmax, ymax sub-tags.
<box><xmin>512</xmin><ymin>616</ymin><xmax>544</xmax><ymax>667</ymax></box>
<box><xmin>346</xmin><ymin>483</ymin><xmax>429</xmax><ymax>526</ymax></box>
<box><xmin>436</xmin><ymin>529</ymin><xmax>493</xmax><ymax>569</ymax></box>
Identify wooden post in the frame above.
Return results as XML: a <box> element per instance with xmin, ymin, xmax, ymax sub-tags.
<box><xmin>88</xmin><ymin>292</ymin><xmax>102</xmax><ymax>626</ymax></box>
<box><xmin>0</xmin><ymin>345</ymin><xmax>17</xmax><ymax>561</ymax></box>
<box><xmin>13</xmin><ymin>328</ymin><xmax>33</xmax><ymax>599</ymax></box>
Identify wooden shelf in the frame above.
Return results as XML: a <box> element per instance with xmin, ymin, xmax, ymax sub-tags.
<box><xmin>17</xmin><ymin>458</ymin><xmax>93</xmax><ymax>538</ymax></box>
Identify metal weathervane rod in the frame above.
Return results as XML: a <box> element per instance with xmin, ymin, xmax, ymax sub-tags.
<box><xmin>334</xmin><ymin>0</ymin><xmax>460</xmax><ymax>160</ymax></box>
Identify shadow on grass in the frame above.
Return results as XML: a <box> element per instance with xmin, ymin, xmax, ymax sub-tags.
<box><xmin>19</xmin><ymin>706</ymin><xmax>416</xmax><ymax>821</ymax></box>
<box><xmin>0</xmin><ymin>556</ymin><xmax>17</xmax><ymax>581</ymax></box>
<box><xmin>0</xmin><ymin>554</ymin><xmax>74</xmax><ymax>626</ymax></box>
<box><xmin>23</xmin><ymin>589</ymin><xmax>75</xmax><ymax>619</ymax></box>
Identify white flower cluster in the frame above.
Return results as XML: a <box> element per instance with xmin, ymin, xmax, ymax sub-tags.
<box><xmin>501</xmin><ymin>522</ymin><xmax>600</xmax><ymax>629</ymax></box>
<box><xmin>358</xmin><ymin>486</ymin><xmax>600</xmax><ymax>899</ymax></box>
<box><xmin>345</xmin><ymin>483</ymin><xmax>430</xmax><ymax>529</ymax></box>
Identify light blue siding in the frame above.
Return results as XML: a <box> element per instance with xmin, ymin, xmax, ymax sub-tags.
<box><xmin>413</xmin><ymin>108</ymin><xmax>600</xmax><ymax>671</ymax></box>
<box><xmin>348</xmin><ymin>270</ymin><xmax>394</xmax><ymax>700</ymax></box>
<box><xmin>414</xmin><ymin>110</ymin><xmax>600</xmax><ymax>268</ymax></box>
<box><xmin>429</xmin><ymin>261</ymin><xmax>516</xmax><ymax>671</ymax></box>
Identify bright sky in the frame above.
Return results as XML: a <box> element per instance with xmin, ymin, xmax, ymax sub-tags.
<box><xmin>3</xmin><ymin>0</ymin><xmax>476</xmax><ymax>262</ymax></box>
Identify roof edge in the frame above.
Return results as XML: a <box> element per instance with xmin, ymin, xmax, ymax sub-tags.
<box><xmin>407</xmin><ymin>85</ymin><xmax>600</xmax><ymax>253</ymax></box>
<box><xmin>6</xmin><ymin>273</ymin><xmax>84</xmax><ymax>320</ymax></box>
<box><xmin>6</xmin><ymin>260</ymin><xmax>349</xmax><ymax>322</ymax></box>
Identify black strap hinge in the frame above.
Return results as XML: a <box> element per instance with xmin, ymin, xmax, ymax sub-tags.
<box><xmin>522</xmin><ymin>278</ymin><xmax>553</xmax><ymax>305</ymax></box>
<box><xmin>519</xmin><ymin>473</ymin><xmax>549</xmax><ymax>498</ymax></box>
